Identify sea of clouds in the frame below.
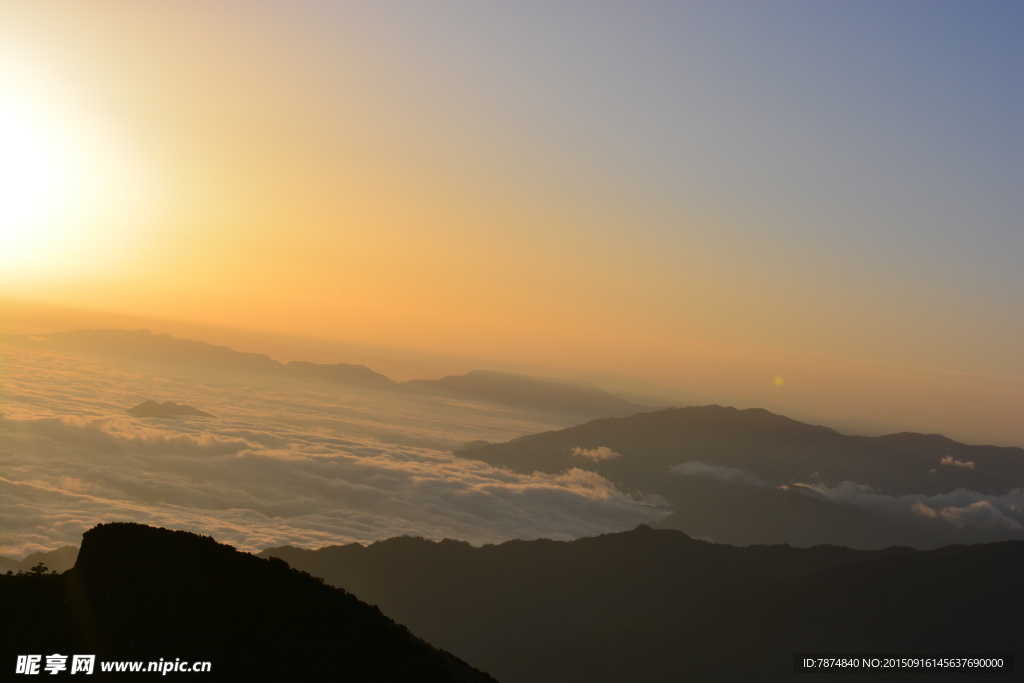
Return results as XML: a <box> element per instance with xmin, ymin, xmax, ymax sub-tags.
<box><xmin>0</xmin><ymin>345</ymin><xmax>667</xmax><ymax>557</ymax></box>
<box><xmin>671</xmin><ymin>460</ymin><xmax>1024</xmax><ymax>534</ymax></box>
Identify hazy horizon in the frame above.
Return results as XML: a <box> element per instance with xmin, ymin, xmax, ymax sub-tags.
<box><xmin>4</xmin><ymin>310</ymin><xmax>1022</xmax><ymax>560</ymax></box>
<box><xmin>3</xmin><ymin>297</ymin><xmax>1022</xmax><ymax>448</ymax></box>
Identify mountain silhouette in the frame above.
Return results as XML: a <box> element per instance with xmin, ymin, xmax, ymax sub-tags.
<box><xmin>0</xmin><ymin>546</ymin><xmax>78</xmax><ymax>575</ymax></box>
<box><xmin>126</xmin><ymin>400</ymin><xmax>216</xmax><ymax>418</ymax></box>
<box><xmin>455</xmin><ymin>405</ymin><xmax>1024</xmax><ymax>548</ymax></box>
<box><xmin>6</xmin><ymin>329</ymin><xmax>393</xmax><ymax>387</ymax></box>
<box><xmin>29</xmin><ymin>328</ymin><xmax>284</xmax><ymax>372</ymax></box>
<box><xmin>4</xmin><ymin>329</ymin><xmax>643</xmax><ymax>418</ymax></box>
<box><xmin>284</xmin><ymin>359</ymin><xmax>394</xmax><ymax>387</ymax></box>
<box><xmin>264</xmin><ymin>525</ymin><xmax>1023</xmax><ymax>683</ymax></box>
<box><xmin>0</xmin><ymin>523</ymin><xmax>496</xmax><ymax>682</ymax></box>
<box><xmin>402</xmin><ymin>369</ymin><xmax>648</xmax><ymax>418</ymax></box>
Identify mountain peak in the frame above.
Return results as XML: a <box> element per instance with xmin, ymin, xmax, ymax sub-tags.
<box><xmin>4</xmin><ymin>522</ymin><xmax>496</xmax><ymax>682</ymax></box>
<box><xmin>126</xmin><ymin>400</ymin><xmax>215</xmax><ymax>418</ymax></box>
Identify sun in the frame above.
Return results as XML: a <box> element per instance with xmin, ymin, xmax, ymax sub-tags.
<box><xmin>0</xmin><ymin>53</ymin><xmax>158</xmax><ymax>281</ymax></box>
<box><xmin>0</xmin><ymin>90</ymin><xmax>75</xmax><ymax>255</ymax></box>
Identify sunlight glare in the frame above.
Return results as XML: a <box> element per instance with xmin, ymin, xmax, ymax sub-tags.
<box><xmin>0</xmin><ymin>51</ymin><xmax>158</xmax><ymax>280</ymax></box>
<box><xmin>0</xmin><ymin>89</ymin><xmax>74</xmax><ymax>253</ymax></box>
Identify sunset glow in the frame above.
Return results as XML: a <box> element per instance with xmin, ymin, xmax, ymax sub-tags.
<box><xmin>1</xmin><ymin>1</ymin><xmax>1021</xmax><ymax>446</ymax></box>
<box><xmin>0</xmin><ymin>46</ymin><xmax>158</xmax><ymax>281</ymax></box>
<box><xmin>0</xmin><ymin>82</ymin><xmax>82</xmax><ymax>272</ymax></box>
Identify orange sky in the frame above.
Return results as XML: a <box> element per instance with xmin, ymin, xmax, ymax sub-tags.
<box><xmin>2</xmin><ymin>1</ymin><xmax>1022</xmax><ymax>445</ymax></box>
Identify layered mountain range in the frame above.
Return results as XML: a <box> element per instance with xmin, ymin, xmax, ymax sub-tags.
<box><xmin>2</xmin><ymin>329</ymin><xmax>646</xmax><ymax>419</ymax></box>
<box><xmin>456</xmin><ymin>406</ymin><xmax>1024</xmax><ymax>548</ymax></box>
<box><xmin>7</xmin><ymin>329</ymin><xmax>1022</xmax><ymax>549</ymax></box>
<box><xmin>0</xmin><ymin>546</ymin><xmax>78</xmax><ymax>575</ymax></box>
<box><xmin>8</xmin><ymin>522</ymin><xmax>1018</xmax><ymax>682</ymax></box>
<box><xmin>265</xmin><ymin>525</ymin><xmax>1024</xmax><ymax>682</ymax></box>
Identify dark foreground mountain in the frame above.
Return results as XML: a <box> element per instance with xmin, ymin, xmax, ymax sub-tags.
<box><xmin>0</xmin><ymin>523</ymin><xmax>495</xmax><ymax>682</ymax></box>
<box><xmin>264</xmin><ymin>525</ymin><xmax>1023</xmax><ymax>683</ymax></box>
<box><xmin>456</xmin><ymin>405</ymin><xmax>1024</xmax><ymax>548</ymax></box>
<box><xmin>126</xmin><ymin>400</ymin><xmax>215</xmax><ymax>418</ymax></box>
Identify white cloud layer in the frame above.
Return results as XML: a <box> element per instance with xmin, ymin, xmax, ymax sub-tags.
<box><xmin>0</xmin><ymin>345</ymin><xmax>667</xmax><ymax>557</ymax></box>
<box><xmin>940</xmin><ymin>455</ymin><xmax>975</xmax><ymax>469</ymax></box>
<box><xmin>671</xmin><ymin>458</ymin><xmax>1024</xmax><ymax>535</ymax></box>
<box><xmin>670</xmin><ymin>460</ymin><xmax>769</xmax><ymax>487</ymax></box>
<box><xmin>572</xmin><ymin>446</ymin><xmax>622</xmax><ymax>461</ymax></box>
<box><xmin>791</xmin><ymin>480</ymin><xmax>1024</xmax><ymax>532</ymax></box>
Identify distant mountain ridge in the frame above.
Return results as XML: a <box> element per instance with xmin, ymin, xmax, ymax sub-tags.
<box><xmin>455</xmin><ymin>405</ymin><xmax>1024</xmax><ymax>548</ymax></box>
<box><xmin>457</xmin><ymin>405</ymin><xmax>1024</xmax><ymax>494</ymax></box>
<box><xmin>285</xmin><ymin>358</ymin><xmax>395</xmax><ymax>387</ymax></box>
<box><xmin>126</xmin><ymin>400</ymin><xmax>215</xmax><ymax>418</ymax></box>
<box><xmin>0</xmin><ymin>546</ymin><xmax>78</xmax><ymax>575</ymax></box>
<box><xmin>3</xmin><ymin>329</ymin><xmax>645</xmax><ymax>418</ymax></box>
<box><xmin>404</xmin><ymin>369</ymin><xmax>645</xmax><ymax>417</ymax></box>
<box><xmin>263</xmin><ymin>524</ymin><xmax>1024</xmax><ymax>682</ymax></box>
<box><xmin>4</xmin><ymin>329</ymin><xmax>391</xmax><ymax>385</ymax></box>
<box><xmin>0</xmin><ymin>523</ymin><xmax>495</xmax><ymax>682</ymax></box>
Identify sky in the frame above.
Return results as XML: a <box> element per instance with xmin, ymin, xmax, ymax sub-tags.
<box><xmin>1</xmin><ymin>1</ymin><xmax>1022</xmax><ymax>444</ymax></box>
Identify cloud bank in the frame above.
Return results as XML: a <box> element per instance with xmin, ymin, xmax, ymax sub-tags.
<box><xmin>0</xmin><ymin>345</ymin><xmax>666</xmax><ymax>557</ymax></box>
<box><xmin>670</xmin><ymin>460</ymin><xmax>769</xmax><ymax>487</ymax></box>
<box><xmin>670</xmin><ymin>457</ymin><xmax>1023</xmax><ymax>536</ymax></box>
<box><xmin>789</xmin><ymin>480</ymin><xmax>1024</xmax><ymax>532</ymax></box>
<box><xmin>572</xmin><ymin>446</ymin><xmax>622</xmax><ymax>461</ymax></box>
<box><xmin>940</xmin><ymin>455</ymin><xmax>975</xmax><ymax>469</ymax></box>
